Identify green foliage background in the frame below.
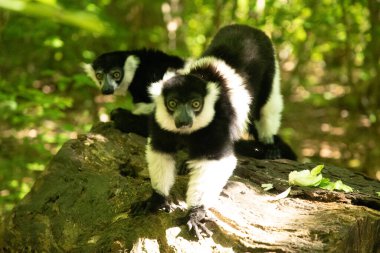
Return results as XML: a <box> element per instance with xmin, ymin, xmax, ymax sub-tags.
<box><xmin>0</xmin><ymin>0</ymin><xmax>379</xmax><ymax>217</ymax></box>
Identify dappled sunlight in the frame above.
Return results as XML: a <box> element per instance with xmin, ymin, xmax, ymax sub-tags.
<box><xmin>320</xmin><ymin>123</ymin><xmax>345</xmax><ymax>136</ymax></box>
<box><xmin>319</xmin><ymin>142</ymin><xmax>341</xmax><ymax>159</ymax></box>
<box><xmin>84</xmin><ymin>133</ymin><xmax>108</xmax><ymax>145</ymax></box>
<box><xmin>283</xmin><ymin>100</ymin><xmax>380</xmax><ymax>179</ymax></box>
<box><xmin>209</xmin><ymin>181</ymin><xmax>357</xmax><ymax>249</ymax></box>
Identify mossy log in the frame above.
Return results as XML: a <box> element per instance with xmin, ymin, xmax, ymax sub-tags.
<box><xmin>1</xmin><ymin>122</ymin><xmax>380</xmax><ymax>252</ymax></box>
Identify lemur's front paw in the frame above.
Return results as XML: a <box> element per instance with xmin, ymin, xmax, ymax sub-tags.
<box><xmin>110</xmin><ymin>107</ymin><xmax>149</xmax><ymax>137</ymax></box>
<box><xmin>186</xmin><ymin>206</ymin><xmax>214</xmax><ymax>240</ymax></box>
<box><xmin>131</xmin><ymin>191</ymin><xmax>172</xmax><ymax>215</ymax></box>
<box><xmin>110</xmin><ymin>107</ymin><xmax>129</xmax><ymax>121</ymax></box>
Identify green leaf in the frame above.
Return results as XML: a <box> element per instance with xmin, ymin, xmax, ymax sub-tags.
<box><xmin>334</xmin><ymin>180</ymin><xmax>353</xmax><ymax>193</ymax></box>
<box><xmin>0</xmin><ymin>0</ymin><xmax>113</xmax><ymax>35</ymax></box>
<box><xmin>310</xmin><ymin>164</ymin><xmax>324</xmax><ymax>176</ymax></box>
<box><xmin>320</xmin><ymin>181</ymin><xmax>336</xmax><ymax>191</ymax></box>
<box><xmin>289</xmin><ymin>169</ymin><xmax>323</xmax><ymax>187</ymax></box>
<box><xmin>261</xmin><ymin>183</ymin><xmax>274</xmax><ymax>191</ymax></box>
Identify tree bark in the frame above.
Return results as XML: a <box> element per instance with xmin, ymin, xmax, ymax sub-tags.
<box><xmin>1</xmin><ymin>122</ymin><xmax>380</xmax><ymax>252</ymax></box>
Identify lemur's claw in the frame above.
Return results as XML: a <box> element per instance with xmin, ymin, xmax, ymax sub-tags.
<box><xmin>186</xmin><ymin>206</ymin><xmax>213</xmax><ymax>240</ymax></box>
<box><xmin>131</xmin><ymin>191</ymin><xmax>172</xmax><ymax>215</ymax></box>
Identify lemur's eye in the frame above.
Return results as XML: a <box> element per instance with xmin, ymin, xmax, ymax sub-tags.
<box><xmin>112</xmin><ymin>71</ymin><xmax>121</xmax><ymax>79</ymax></box>
<box><xmin>191</xmin><ymin>99</ymin><xmax>202</xmax><ymax>111</ymax></box>
<box><xmin>167</xmin><ymin>99</ymin><xmax>177</xmax><ymax>111</ymax></box>
<box><xmin>95</xmin><ymin>72</ymin><xmax>103</xmax><ymax>80</ymax></box>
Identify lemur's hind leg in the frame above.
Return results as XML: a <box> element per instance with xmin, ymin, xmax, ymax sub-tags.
<box><xmin>253</xmin><ymin>60</ymin><xmax>284</xmax><ymax>159</ymax></box>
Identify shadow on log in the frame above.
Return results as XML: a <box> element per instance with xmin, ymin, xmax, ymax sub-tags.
<box><xmin>1</xmin><ymin>122</ymin><xmax>380</xmax><ymax>252</ymax></box>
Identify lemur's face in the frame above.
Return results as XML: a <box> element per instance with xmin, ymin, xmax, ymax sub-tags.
<box><xmin>93</xmin><ymin>67</ymin><xmax>123</xmax><ymax>95</ymax></box>
<box><xmin>164</xmin><ymin>91</ymin><xmax>204</xmax><ymax>129</ymax></box>
<box><xmin>83</xmin><ymin>53</ymin><xmax>140</xmax><ymax>96</ymax></box>
<box><xmin>150</xmin><ymin>74</ymin><xmax>220</xmax><ymax>134</ymax></box>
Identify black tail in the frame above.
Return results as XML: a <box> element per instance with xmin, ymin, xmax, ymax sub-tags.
<box><xmin>234</xmin><ymin>136</ymin><xmax>297</xmax><ymax>161</ymax></box>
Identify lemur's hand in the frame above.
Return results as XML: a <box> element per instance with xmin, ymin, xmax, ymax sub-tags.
<box><xmin>186</xmin><ymin>206</ymin><xmax>214</xmax><ymax>240</ymax></box>
<box><xmin>131</xmin><ymin>191</ymin><xmax>172</xmax><ymax>215</ymax></box>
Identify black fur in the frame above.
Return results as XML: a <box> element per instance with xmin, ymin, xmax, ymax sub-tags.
<box><xmin>202</xmin><ymin>25</ymin><xmax>276</xmax><ymax>140</ymax></box>
<box><xmin>234</xmin><ymin>137</ymin><xmax>297</xmax><ymax>160</ymax></box>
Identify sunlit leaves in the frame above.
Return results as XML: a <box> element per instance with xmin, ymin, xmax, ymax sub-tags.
<box><xmin>0</xmin><ymin>0</ymin><xmax>113</xmax><ymax>35</ymax></box>
<box><xmin>289</xmin><ymin>165</ymin><xmax>353</xmax><ymax>192</ymax></box>
<box><xmin>289</xmin><ymin>165</ymin><xmax>324</xmax><ymax>187</ymax></box>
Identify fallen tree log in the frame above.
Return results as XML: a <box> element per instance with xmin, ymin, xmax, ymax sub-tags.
<box><xmin>1</xmin><ymin>122</ymin><xmax>379</xmax><ymax>252</ymax></box>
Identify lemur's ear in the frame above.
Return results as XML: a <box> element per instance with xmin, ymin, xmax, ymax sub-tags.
<box><xmin>148</xmin><ymin>80</ymin><xmax>164</xmax><ymax>99</ymax></box>
<box><xmin>148</xmin><ymin>71</ymin><xmax>176</xmax><ymax>99</ymax></box>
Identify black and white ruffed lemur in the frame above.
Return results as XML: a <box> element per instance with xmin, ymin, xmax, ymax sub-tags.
<box><xmin>83</xmin><ymin>49</ymin><xmax>185</xmax><ymax>136</ymax></box>
<box><xmin>134</xmin><ymin>24</ymin><xmax>295</xmax><ymax>239</ymax></box>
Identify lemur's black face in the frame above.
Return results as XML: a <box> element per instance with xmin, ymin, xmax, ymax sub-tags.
<box><xmin>149</xmin><ymin>74</ymin><xmax>222</xmax><ymax>134</ymax></box>
<box><xmin>93</xmin><ymin>67</ymin><xmax>123</xmax><ymax>94</ymax></box>
<box><xmin>163</xmin><ymin>75</ymin><xmax>207</xmax><ymax>129</ymax></box>
<box><xmin>84</xmin><ymin>52</ymin><xmax>140</xmax><ymax>96</ymax></box>
<box><xmin>91</xmin><ymin>52</ymin><xmax>128</xmax><ymax>95</ymax></box>
<box><xmin>164</xmin><ymin>91</ymin><xmax>204</xmax><ymax>129</ymax></box>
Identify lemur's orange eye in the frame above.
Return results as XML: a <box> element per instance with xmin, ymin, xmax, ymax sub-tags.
<box><xmin>191</xmin><ymin>99</ymin><xmax>202</xmax><ymax>111</ymax></box>
<box><xmin>95</xmin><ymin>72</ymin><xmax>103</xmax><ymax>80</ymax></box>
<box><xmin>167</xmin><ymin>100</ymin><xmax>177</xmax><ymax>111</ymax></box>
<box><xmin>112</xmin><ymin>71</ymin><xmax>121</xmax><ymax>79</ymax></box>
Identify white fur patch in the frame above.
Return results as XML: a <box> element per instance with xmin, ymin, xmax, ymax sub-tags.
<box><xmin>146</xmin><ymin>141</ymin><xmax>176</xmax><ymax>196</ymax></box>
<box><xmin>186</xmin><ymin>154</ymin><xmax>237</xmax><ymax>208</ymax></box>
<box><xmin>132</xmin><ymin>102</ymin><xmax>155</xmax><ymax>115</ymax></box>
<box><xmin>152</xmin><ymin>82</ymin><xmax>220</xmax><ymax>134</ymax></box>
<box><xmin>147</xmin><ymin>71</ymin><xmax>176</xmax><ymax>99</ymax></box>
<box><xmin>114</xmin><ymin>55</ymin><xmax>140</xmax><ymax>96</ymax></box>
<box><xmin>82</xmin><ymin>63</ymin><xmax>99</xmax><ymax>86</ymax></box>
<box><xmin>148</xmin><ymin>80</ymin><xmax>164</xmax><ymax>98</ymax></box>
<box><xmin>180</xmin><ymin>57</ymin><xmax>251</xmax><ymax>139</ymax></box>
<box><xmin>254</xmin><ymin>58</ymin><xmax>283</xmax><ymax>144</ymax></box>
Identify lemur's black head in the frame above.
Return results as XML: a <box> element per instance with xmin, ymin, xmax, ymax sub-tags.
<box><xmin>83</xmin><ymin>51</ymin><xmax>140</xmax><ymax>95</ymax></box>
<box><xmin>149</xmin><ymin>74</ymin><xmax>221</xmax><ymax>134</ymax></box>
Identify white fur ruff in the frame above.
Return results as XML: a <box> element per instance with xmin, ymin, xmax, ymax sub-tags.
<box><xmin>149</xmin><ymin>82</ymin><xmax>221</xmax><ymax>134</ymax></box>
<box><xmin>146</xmin><ymin>141</ymin><xmax>176</xmax><ymax>196</ymax></box>
<box><xmin>180</xmin><ymin>57</ymin><xmax>252</xmax><ymax>140</ymax></box>
<box><xmin>254</xmin><ymin>58</ymin><xmax>283</xmax><ymax>144</ymax></box>
<box><xmin>114</xmin><ymin>55</ymin><xmax>140</xmax><ymax>96</ymax></box>
<box><xmin>186</xmin><ymin>154</ymin><xmax>237</xmax><ymax>208</ymax></box>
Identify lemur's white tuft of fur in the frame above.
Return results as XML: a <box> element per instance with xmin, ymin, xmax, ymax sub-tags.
<box><xmin>186</xmin><ymin>154</ymin><xmax>237</xmax><ymax>208</ymax></box>
<box><xmin>254</xmin><ymin>58</ymin><xmax>283</xmax><ymax>144</ymax></box>
<box><xmin>146</xmin><ymin>141</ymin><xmax>176</xmax><ymax>196</ymax></box>
<box><xmin>114</xmin><ymin>55</ymin><xmax>140</xmax><ymax>96</ymax></box>
<box><xmin>149</xmin><ymin>81</ymin><xmax>221</xmax><ymax>134</ymax></box>
<box><xmin>147</xmin><ymin>70</ymin><xmax>177</xmax><ymax>98</ymax></box>
<box><xmin>132</xmin><ymin>102</ymin><xmax>155</xmax><ymax>115</ymax></box>
<box><xmin>180</xmin><ymin>57</ymin><xmax>252</xmax><ymax>140</ymax></box>
<box><xmin>82</xmin><ymin>63</ymin><xmax>98</xmax><ymax>84</ymax></box>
